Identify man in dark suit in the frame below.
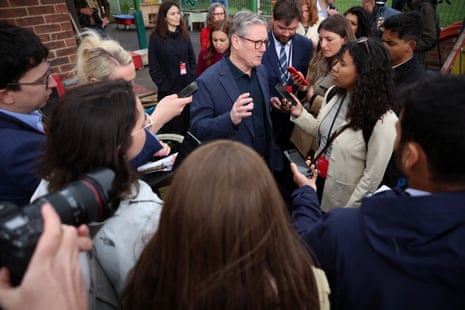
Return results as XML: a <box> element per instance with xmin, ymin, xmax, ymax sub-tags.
<box><xmin>382</xmin><ymin>12</ymin><xmax>427</xmax><ymax>95</ymax></box>
<box><xmin>0</xmin><ymin>23</ymin><xmax>58</xmax><ymax>206</ymax></box>
<box><xmin>262</xmin><ymin>0</ymin><xmax>313</xmax><ymax>151</ymax></box>
<box><xmin>190</xmin><ymin>10</ymin><xmax>282</xmax><ymax>172</ymax></box>
<box><xmin>291</xmin><ymin>74</ymin><xmax>465</xmax><ymax>309</ymax></box>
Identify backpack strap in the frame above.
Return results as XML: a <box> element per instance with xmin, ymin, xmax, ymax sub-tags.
<box><xmin>362</xmin><ymin>122</ymin><xmax>376</xmax><ymax>146</ymax></box>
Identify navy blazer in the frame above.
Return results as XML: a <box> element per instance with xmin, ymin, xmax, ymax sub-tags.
<box><xmin>262</xmin><ymin>32</ymin><xmax>313</xmax><ymax>97</ymax></box>
<box><xmin>190</xmin><ymin>57</ymin><xmax>283</xmax><ymax>171</ymax></box>
<box><xmin>0</xmin><ymin>112</ymin><xmax>44</xmax><ymax>206</ymax></box>
<box><xmin>262</xmin><ymin>32</ymin><xmax>313</xmax><ymax>149</ymax></box>
<box><xmin>292</xmin><ymin>186</ymin><xmax>465</xmax><ymax>309</ymax></box>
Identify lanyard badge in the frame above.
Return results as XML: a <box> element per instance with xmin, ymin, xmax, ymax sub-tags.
<box><xmin>179</xmin><ymin>62</ymin><xmax>187</xmax><ymax>76</ymax></box>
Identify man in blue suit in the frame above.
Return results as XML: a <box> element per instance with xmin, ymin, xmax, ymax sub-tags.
<box><xmin>262</xmin><ymin>0</ymin><xmax>313</xmax><ymax>151</ymax></box>
<box><xmin>190</xmin><ymin>10</ymin><xmax>282</xmax><ymax>172</ymax></box>
<box><xmin>0</xmin><ymin>23</ymin><xmax>164</xmax><ymax>206</ymax></box>
<box><xmin>291</xmin><ymin>74</ymin><xmax>465</xmax><ymax>309</ymax></box>
<box><xmin>0</xmin><ymin>23</ymin><xmax>57</xmax><ymax>206</ymax></box>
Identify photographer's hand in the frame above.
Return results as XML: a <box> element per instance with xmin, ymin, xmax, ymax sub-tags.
<box><xmin>0</xmin><ymin>203</ymin><xmax>90</xmax><ymax>310</ymax></box>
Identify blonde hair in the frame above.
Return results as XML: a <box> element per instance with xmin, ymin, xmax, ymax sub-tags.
<box><xmin>75</xmin><ymin>30</ymin><xmax>133</xmax><ymax>83</ymax></box>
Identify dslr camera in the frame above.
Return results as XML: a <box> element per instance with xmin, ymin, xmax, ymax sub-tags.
<box><xmin>0</xmin><ymin>168</ymin><xmax>117</xmax><ymax>286</ymax></box>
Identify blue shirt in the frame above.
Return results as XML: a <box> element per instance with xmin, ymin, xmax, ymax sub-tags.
<box><xmin>0</xmin><ymin>109</ymin><xmax>44</xmax><ymax>132</ymax></box>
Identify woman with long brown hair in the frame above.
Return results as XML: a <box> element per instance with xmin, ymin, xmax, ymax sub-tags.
<box><xmin>148</xmin><ymin>1</ymin><xmax>196</xmax><ymax>134</ymax></box>
<box><xmin>119</xmin><ymin>140</ymin><xmax>329</xmax><ymax>309</ymax></box>
<box><xmin>196</xmin><ymin>19</ymin><xmax>231</xmax><ymax>77</ymax></box>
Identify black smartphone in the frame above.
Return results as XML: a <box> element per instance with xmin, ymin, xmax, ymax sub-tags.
<box><xmin>274</xmin><ymin>83</ymin><xmax>298</xmax><ymax>106</ymax></box>
<box><xmin>177</xmin><ymin>81</ymin><xmax>198</xmax><ymax>98</ymax></box>
<box><xmin>283</xmin><ymin>148</ymin><xmax>313</xmax><ymax>177</ymax></box>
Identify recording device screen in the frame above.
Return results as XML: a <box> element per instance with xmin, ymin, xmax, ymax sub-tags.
<box><xmin>274</xmin><ymin>83</ymin><xmax>298</xmax><ymax>106</ymax></box>
<box><xmin>283</xmin><ymin>149</ymin><xmax>313</xmax><ymax>177</ymax></box>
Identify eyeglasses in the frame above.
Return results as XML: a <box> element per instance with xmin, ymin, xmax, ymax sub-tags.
<box><xmin>7</xmin><ymin>62</ymin><xmax>51</xmax><ymax>89</ymax></box>
<box><xmin>131</xmin><ymin>112</ymin><xmax>153</xmax><ymax>136</ymax></box>
<box><xmin>357</xmin><ymin>37</ymin><xmax>370</xmax><ymax>54</ymax></box>
<box><xmin>237</xmin><ymin>35</ymin><xmax>268</xmax><ymax>49</ymax></box>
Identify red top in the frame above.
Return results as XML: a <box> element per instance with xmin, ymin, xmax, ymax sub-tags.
<box><xmin>200</xmin><ymin>27</ymin><xmax>210</xmax><ymax>50</ymax></box>
<box><xmin>196</xmin><ymin>48</ymin><xmax>225</xmax><ymax>77</ymax></box>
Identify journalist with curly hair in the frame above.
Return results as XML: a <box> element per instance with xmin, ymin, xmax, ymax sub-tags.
<box><xmin>289</xmin><ymin>38</ymin><xmax>398</xmax><ymax>211</ymax></box>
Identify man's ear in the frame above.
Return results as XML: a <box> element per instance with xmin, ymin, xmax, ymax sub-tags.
<box><xmin>230</xmin><ymin>34</ymin><xmax>240</xmax><ymax>50</ymax></box>
<box><xmin>408</xmin><ymin>39</ymin><xmax>417</xmax><ymax>51</ymax></box>
<box><xmin>0</xmin><ymin>89</ymin><xmax>15</xmax><ymax>105</ymax></box>
<box><xmin>402</xmin><ymin>141</ymin><xmax>422</xmax><ymax>171</ymax></box>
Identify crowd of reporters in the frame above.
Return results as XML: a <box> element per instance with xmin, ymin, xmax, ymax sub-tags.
<box><xmin>1</xmin><ymin>0</ymin><xmax>464</xmax><ymax>308</ymax></box>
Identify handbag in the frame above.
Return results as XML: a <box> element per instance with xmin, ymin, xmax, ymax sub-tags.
<box><xmin>313</xmin><ymin>124</ymin><xmax>350</xmax><ymax>178</ymax></box>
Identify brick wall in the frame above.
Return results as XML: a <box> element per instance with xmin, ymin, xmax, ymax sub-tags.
<box><xmin>0</xmin><ymin>0</ymin><xmax>78</xmax><ymax>84</ymax></box>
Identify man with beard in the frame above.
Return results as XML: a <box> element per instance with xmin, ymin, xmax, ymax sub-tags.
<box><xmin>290</xmin><ymin>74</ymin><xmax>465</xmax><ymax>309</ymax></box>
<box><xmin>263</xmin><ymin>0</ymin><xmax>313</xmax><ymax>151</ymax></box>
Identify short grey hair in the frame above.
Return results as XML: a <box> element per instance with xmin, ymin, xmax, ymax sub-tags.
<box><xmin>230</xmin><ymin>10</ymin><xmax>267</xmax><ymax>38</ymax></box>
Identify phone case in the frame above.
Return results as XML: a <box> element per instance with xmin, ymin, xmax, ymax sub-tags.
<box><xmin>286</xmin><ymin>66</ymin><xmax>309</xmax><ymax>86</ymax></box>
<box><xmin>284</xmin><ymin>149</ymin><xmax>313</xmax><ymax>177</ymax></box>
<box><xmin>274</xmin><ymin>83</ymin><xmax>298</xmax><ymax>106</ymax></box>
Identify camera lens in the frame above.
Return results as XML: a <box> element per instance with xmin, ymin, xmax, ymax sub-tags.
<box><xmin>28</xmin><ymin>168</ymin><xmax>116</xmax><ymax>226</ymax></box>
<box><xmin>0</xmin><ymin>168</ymin><xmax>116</xmax><ymax>286</ymax></box>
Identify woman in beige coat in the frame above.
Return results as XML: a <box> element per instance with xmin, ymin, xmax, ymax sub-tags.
<box><xmin>288</xmin><ymin>38</ymin><xmax>398</xmax><ymax>211</ymax></box>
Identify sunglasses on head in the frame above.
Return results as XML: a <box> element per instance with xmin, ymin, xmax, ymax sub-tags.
<box><xmin>357</xmin><ymin>37</ymin><xmax>370</xmax><ymax>54</ymax></box>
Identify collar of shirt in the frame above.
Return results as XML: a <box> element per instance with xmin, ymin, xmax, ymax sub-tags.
<box><xmin>392</xmin><ymin>56</ymin><xmax>414</xmax><ymax>69</ymax></box>
<box><xmin>272</xmin><ymin>32</ymin><xmax>291</xmax><ymax>61</ymax></box>
<box><xmin>0</xmin><ymin>108</ymin><xmax>44</xmax><ymax>132</ymax></box>
<box><xmin>405</xmin><ymin>188</ymin><xmax>431</xmax><ymax>196</ymax></box>
<box><xmin>225</xmin><ymin>55</ymin><xmax>255</xmax><ymax>80</ymax></box>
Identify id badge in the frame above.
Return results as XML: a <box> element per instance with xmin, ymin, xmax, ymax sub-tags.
<box><xmin>179</xmin><ymin>62</ymin><xmax>187</xmax><ymax>76</ymax></box>
<box><xmin>316</xmin><ymin>157</ymin><xmax>329</xmax><ymax>179</ymax></box>
<box><xmin>285</xmin><ymin>85</ymin><xmax>293</xmax><ymax>93</ymax></box>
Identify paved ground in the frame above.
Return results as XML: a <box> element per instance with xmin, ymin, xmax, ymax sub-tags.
<box><xmin>106</xmin><ymin>23</ymin><xmax>201</xmax><ymax>91</ymax></box>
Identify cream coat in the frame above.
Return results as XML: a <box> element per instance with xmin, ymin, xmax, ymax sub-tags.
<box><xmin>296</xmin><ymin>19</ymin><xmax>322</xmax><ymax>48</ymax></box>
<box><xmin>291</xmin><ymin>88</ymin><xmax>398</xmax><ymax>211</ymax></box>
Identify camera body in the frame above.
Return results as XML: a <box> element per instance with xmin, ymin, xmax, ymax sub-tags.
<box><xmin>0</xmin><ymin>168</ymin><xmax>116</xmax><ymax>286</ymax></box>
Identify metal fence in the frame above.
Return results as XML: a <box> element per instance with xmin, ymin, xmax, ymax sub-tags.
<box><xmin>110</xmin><ymin>0</ymin><xmax>464</xmax><ymax>28</ymax></box>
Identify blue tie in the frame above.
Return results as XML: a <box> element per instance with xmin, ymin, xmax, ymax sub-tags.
<box><xmin>279</xmin><ymin>44</ymin><xmax>288</xmax><ymax>84</ymax></box>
